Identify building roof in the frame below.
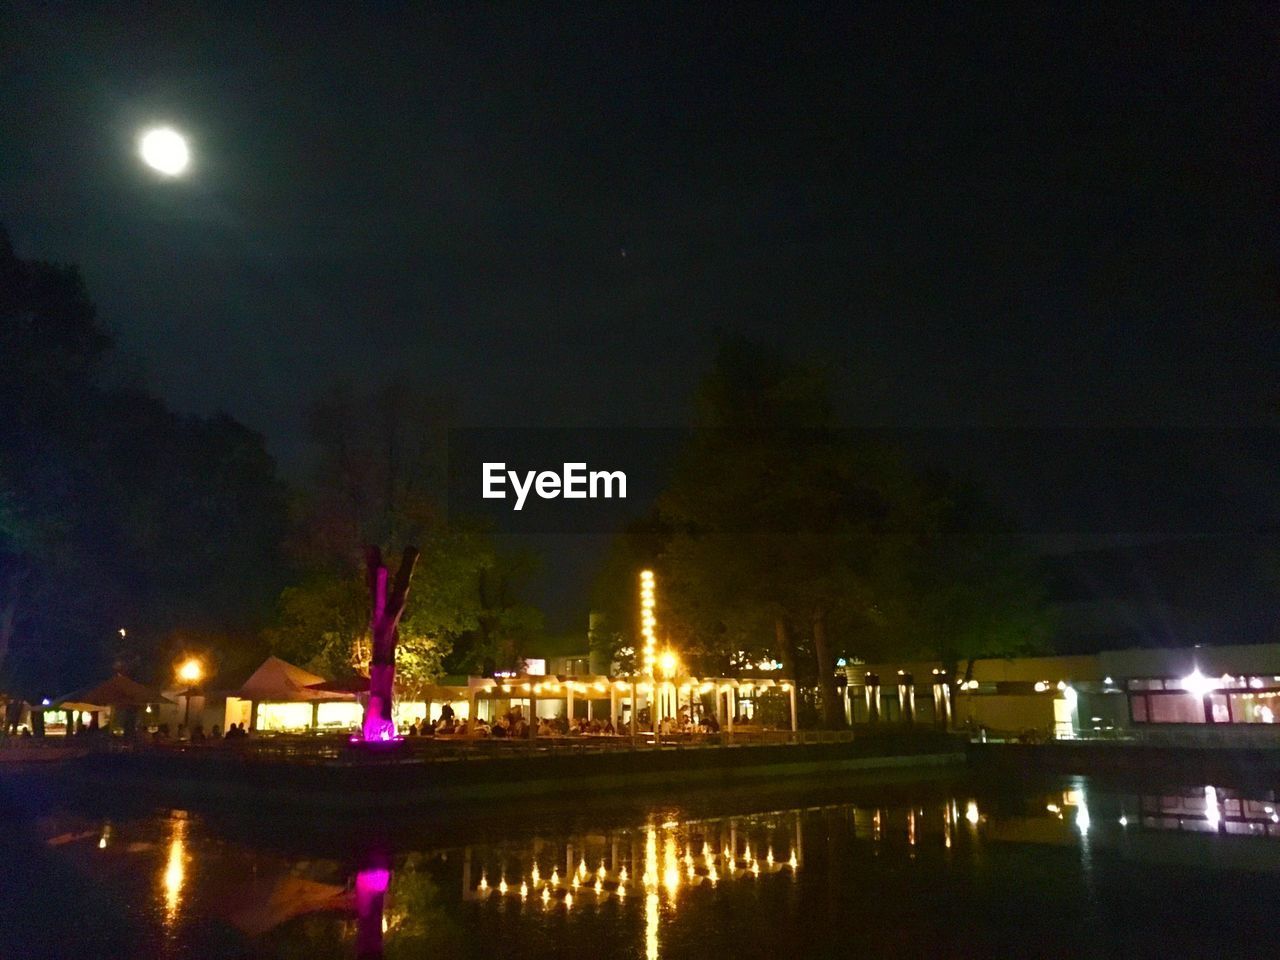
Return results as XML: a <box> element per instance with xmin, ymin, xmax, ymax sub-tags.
<box><xmin>237</xmin><ymin>656</ymin><xmax>353</xmax><ymax>703</ymax></box>
<box><xmin>54</xmin><ymin>673</ymin><xmax>173</xmax><ymax>710</ymax></box>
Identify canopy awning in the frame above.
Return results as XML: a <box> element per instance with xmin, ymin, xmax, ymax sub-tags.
<box><xmin>238</xmin><ymin>656</ymin><xmax>353</xmax><ymax>703</ymax></box>
<box><xmin>53</xmin><ymin>673</ymin><xmax>173</xmax><ymax>711</ymax></box>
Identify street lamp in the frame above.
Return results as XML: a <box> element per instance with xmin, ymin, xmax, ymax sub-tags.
<box><xmin>176</xmin><ymin>658</ymin><xmax>203</xmax><ymax>732</ymax></box>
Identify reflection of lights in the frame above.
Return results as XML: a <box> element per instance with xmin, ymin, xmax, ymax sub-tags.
<box><xmin>598</xmin><ymin>862</ymin><xmax>607</xmax><ymax>879</ymax></box>
<box><xmin>550</xmin><ymin>869</ymin><xmax>559</xmax><ymax>887</ymax></box>
<box><xmin>531</xmin><ymin>863</ymin><xmax>541</xmax><ymax>885</ymax></box>
<box><xmin>564</xmin><ymin>892</ymin><xmax>573</xmax><ymax>910</ymax></box>
<box><xmin>766</xmin><ymin>848</ymin><xmax>775</xmax><ymax>866</ymax></box>
<box><xmin>162</xmin><ymin>816</ymin><xmax>188</xmax><ymax>923</ymax></box>
<box><xmin>1206</xmin><ymin>786</ymin><xmax>1220</xmax><ymax>830</ymax></box>
<box><xmin>750</xmin><ymin>860</ymin><xmax>760</xmax><ymax>876</ymax></box>
<box><xmin>541</xmin><ymin>887</ymin><xmax>550</xmax><ymax>905</ymax></box>
<box><xmin>595</xmin><ymin>878</ymin><xmax>603</xmax><ymax>894</ymax></box>
<box><xmin>663</xmin><ymin>835</ymin><xmax>681</xmax><ymax>896</ymax></box>
<box><xmin>1077</xmin><ymin>803</ymin><xmax>1091</xmax><ymax>834</ymax></box>
<box><xmin>499</xmin><ymin>877</ymin><xmax>508</xmax><ymax>895</ymax></box>
<box><xmin>1119</xmin><ymin>815</ymin><xmax>1129</xmax><ymax>827</ymax></box>
<box><xmin>519</xmin><ymin>882</ymin><xmax>528</xmax><ymax>899</ymax></box>
<box><xmin>644</xmin><ymin>827</ymin><xmax>658</xmax><ymax>889</ymax></box>
<box><xmin>618</xmin><ymin>866</ymin><xmax>628</xmax><ymax>882</ymax></box>
<box><xmin>1046</xmin><ymin>804</ymin><xmax>1061</xmax><ymax>814</ymax></box>
<box><xmin>645</xmin><ymin>892</ymin><xmax>660</xmax><ymax>960</ymax></box>
<box><xmin>618</xmin><ymin>883</ymin><xmax>626</xmax><ymax>899</ymax></box>
<box><xmin>707</xmin><ymin>864</ymin><xmax>718</xmax><ymax>884</ymax></box>
<box><xmin>578</xmin><ymin>858</ymin><xmax>587</xmax><ymax>879</ymax></box>
<box><xmin>788</xmin><ymin>851</ymin><xmax>798</xmax><ymax>870</ymax></box>
<box><xmin>966</xmin><ymin>801</ymin><xmax>980</xmax><ymax>825</ymax></box>
<box><xmin>479</xmin><ymin>873</ymin><xmax>488</xmax><ymax>892</ymax></box>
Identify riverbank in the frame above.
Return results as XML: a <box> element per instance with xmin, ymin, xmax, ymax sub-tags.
<box><xmin>970</xmin><ymin>739</ymin><xmax>1280</xmax><ymax>786</ymax></box>
<box><xmin>0</xmin><ymin>731</ymin><xmax>965</xmax><ymax>813</ymax></box>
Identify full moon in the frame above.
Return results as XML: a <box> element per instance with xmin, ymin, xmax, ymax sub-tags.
<box><xmin>139</xmin><ymin>127</ymin><xmax>190</xmax><ymax>176</ymax></box>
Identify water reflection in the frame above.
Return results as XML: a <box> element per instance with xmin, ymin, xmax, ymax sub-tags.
<box><xmin>23</xmin><ymin>778</ymin><xmax>1280</xmax><ymax>958</ymax></box>
<box><xmin>161</xmin><ymin>812</ymin><xmax>187</xmax><ymax>926</ymax></box>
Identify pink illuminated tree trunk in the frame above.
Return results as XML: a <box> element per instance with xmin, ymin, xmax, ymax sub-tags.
<box><xmin>362</xmin><ymin>545</ymin><xmax>419</xmax><ymax>741</ymax></box>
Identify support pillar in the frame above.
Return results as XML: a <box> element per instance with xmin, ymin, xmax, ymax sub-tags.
<box><xmin>630</xmin><ymin>682</ymin><xmax>638</xmax><ymax>738</ymax></box>
<box><xmin>567</xmin><ymin>685</ymin><xmax>575</xmax><ymax>724</ymax></box>
<box><xmin>788</xmin><ymin>684</ymin><xmax>798</xmax><ymax>733</ymax></box>
<box><xmin>610</xmin><ymin>687</ymin><xmax>619</xmax><ymax>730</ymax></box>
<box><xmin>468</xmin><ymin>690</ymin><xmax>478</xmax><ymax>737</ymax></box>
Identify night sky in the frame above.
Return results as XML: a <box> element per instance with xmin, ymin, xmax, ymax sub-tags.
<box><xmin>2</xmin><ymin>4</ymin><xmax>1277</xmax><ymax>630</ymax></box>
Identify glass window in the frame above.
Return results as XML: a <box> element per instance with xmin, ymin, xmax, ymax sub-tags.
<box><xmin>1130</xmin><ymin>695</ymin><xmax>1148</xmax><ymax>723</ymax></box>
<box><xmin>1209</xmin><ymin>694</ymin><xmax>1230</xmax><ymax>723</ymax></box>
<box><xmin>1147</xmin><ymin>693</ymin><xmax>1205</xmax><ymax>724</ymax></box>
<box><xmin>1229</xmin><ymin>693</ymin><xmax>1280</xmax><ymax>724</ymax></box>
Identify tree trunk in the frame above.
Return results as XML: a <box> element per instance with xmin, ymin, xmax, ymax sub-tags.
<box><xmin>775</xmin><ymin>617</ymin><xmax>799</xmax><ymax>681</ymax></box>
<box><xmin>362</xmin><ymin>545</ymin><xmax>419</xmax><ymax>741</ymax></box>
<box><xmin>811</xmin><ymin>610</ymin><xmax>842</xmax><ymax>728</ymax></box>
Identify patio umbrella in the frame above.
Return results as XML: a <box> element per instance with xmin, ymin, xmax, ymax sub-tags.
<box><xmin>53</xmin><ymin>673</ymin><xmax>173</xmax><ymax>711</ymax></box>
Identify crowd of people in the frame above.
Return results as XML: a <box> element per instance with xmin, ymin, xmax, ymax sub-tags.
<box><xmin>401</xmin><ymin>703</ymin><xmax>739</xmax><ymax>738</ymax></box>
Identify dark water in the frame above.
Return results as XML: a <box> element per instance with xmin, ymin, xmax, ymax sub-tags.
<box><xmin>3</xmin><ymin>771</ymin><xmax>1278</xmax><ymax>959</ymax></box>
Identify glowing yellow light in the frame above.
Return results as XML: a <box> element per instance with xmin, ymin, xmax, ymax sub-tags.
<box><xmin>520</xmin><ymin>881</ymin><xmax>528</xmax><ymax>899</ymax></box>
<box><xmin>594</xmin><ymin>878</ymin><xmax>603</xmax><ymax>894</ymax></box>
<box><xmin>646</xmin><ymin>892</ymin><xmax>660</xmax><ymax>960</ymax></box>
<box><xmin>578</xmin><ymin>858</ymin><xmax>587</xmax><ymax>878</ymax></box>
<box><xmin>176</xmin><ymin>658</ymin><xmax>202</xmax><ymax>684</ymax></box>
<box><xmin>788</xmin><ymin>852</ymin><xmax>798</xmax><ymax>869</ymax></box>
<box><xmin>597</xmin><ymin>863</ymin><xmax>607</xmax><ymax>879</ymax></box>
<box><xmin>966</xmin><ymin>801</ymin><xmax>980</xmax><ymax>825</ymax></box>
<box><xmin>541</xmin><ymin>887</ymin><xmax>550</xmax><ymax>905</ymax></box>
<box><xmin>499</xmin><ymin>877</ymin><xmax>508</xmax><ymax>895</ymax></box>
<box><xmin>766</xmin><ymin>849</ymin><xmax>774</xmax><ymax>866</ymax></box>
<box><xmin>617</xmin><ymin>883</ymin><xmax>626</xmax><ymax>899</ymax></box>
<box><xmin>658</xmin><ymin>649</ymin><xmax>678</xmax><ymax>677</ymax></box>
<box><xmin>479</xmin><ymin>873</ymin><xmax>488</xmax><ymax>891</ymax></box>
<box><xmin>571</xmin><ymin>875</ymin><xmax>580</xmax><ymax>889</ymax></box>
<box><xmin>531</xmin><ymin>863</ymin><xmax>540</xmax><ymax>884</ymax></box>
<box><xmin>550</xmin><ymin>868</ymin><xmax>559</xmax><ymax>886</ymax></box>
<box><xmin>565</xmin><ymin>892</ymin><xmax>573</xmax><ymax>909</ymax></box>
<box><xmin>750</xmin><ymin>860</ymin><xmax>760</xmax><ymax>876</ymax></box>
<box><xmin>663</xmin><ymin>835</ymin><xmax>680</xmax><ymax>895</ymax></box>
<box><xmin>162</xmin><ymin>816</ymin><xmax>187</xmax><ymax>924</ymax></box>
<box><xmin>707</xmin><ymin>864</ymin><xmax>718</xmax><ymax>884</ymax></box>
<box><xmin>644</xmin><ymin>826</ymin><xmax>658</xmax><ymax>889</ymax></box>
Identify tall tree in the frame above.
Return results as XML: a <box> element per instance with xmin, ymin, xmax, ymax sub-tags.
<box><xmin>659</xmin><ymin>337</ymin><xmax>922</xmax><ymax>726</ymax></box>
<box><xmin>0</xmin><ymin>229</ymin><xmax>289</xmax><ymax>695</ymax></box>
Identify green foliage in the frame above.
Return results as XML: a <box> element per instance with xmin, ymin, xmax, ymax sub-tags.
<box><xmin>265</xmin><ymin>380</ymin><xmax>544</xmax><ymax>691</ymax></box>
<box><xmin>621</xmin><ymin>335</ymin><xmax>1055</xmax><ymax>727</ymax></box>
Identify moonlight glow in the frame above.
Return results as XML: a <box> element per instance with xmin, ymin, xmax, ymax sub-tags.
<box><xmin>139</xmin><ymin>127</ymin><xmax>190</xmax><ymax>176</ymax></box>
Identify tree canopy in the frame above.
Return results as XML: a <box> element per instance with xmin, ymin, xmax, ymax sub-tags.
<box><xmin>0</xmin><ymin>228</ymin><xmax>289</xmax><ymax>695</ymax></box>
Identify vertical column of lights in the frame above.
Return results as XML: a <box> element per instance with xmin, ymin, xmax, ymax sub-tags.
<box><xmin>639</xmin><ymin>570</ymin><xmax>658</xmax><ymax>678</ymax></box>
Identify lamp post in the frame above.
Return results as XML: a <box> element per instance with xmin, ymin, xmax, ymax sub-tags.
<box><xmin>177</xmin><ymin>657</ymin><xmax>203</xmax><ymax>732</ymax></box>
